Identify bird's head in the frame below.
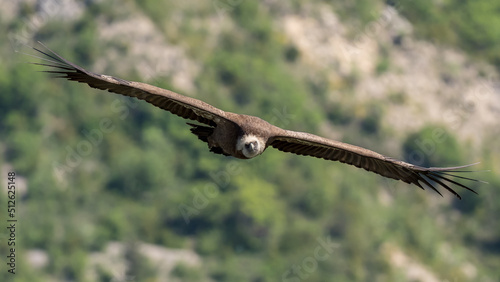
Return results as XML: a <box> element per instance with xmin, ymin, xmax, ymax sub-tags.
<box><xmin>236</xmin><ymin>134</ymin><xmax>265</xmax><ymax>158</ymax></box>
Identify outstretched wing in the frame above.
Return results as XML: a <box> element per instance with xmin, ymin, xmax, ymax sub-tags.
<box><xmin>30</xmin><ymin>42</ymin><xmax>229</xmax><ymax>126</ymax></box>
<box><xmin>268</xmin><ymin>131</ymin><xmax>482</xmax><ymax>199</ymax></box>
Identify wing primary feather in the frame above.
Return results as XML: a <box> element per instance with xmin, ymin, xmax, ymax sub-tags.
<box><xmin>427</xmin><ymin>172</ymin><xmax>478</xmax><ymax>194</ymax></box>
<box><xmin>403</xmin><ymin>169</ymin><xmax>423</xmax><ymax>186</ymax></box>
<box><xmin>413</xmin><ymin>181</ymin><xmax>425</xmax><ymax>190</ymax></box>
<box><xmin>425</xmin><ymin>174</ymin><xmax>461</xmax><ymax>199</ymax></box>
<box><xmin>435</xmin><ymin>171</ymin><xmax>489</xmax><ymax>183</ymax></box>
<box><xmin>427</xmin><ymin>162</ymin><xmax>480</xmax><ymax>171</ymax></box>
<box><xmin>32</xmin><ymin>45</ymin><xmax>66</xmax><ymax>65</ymax></box>
<box><xmin>417</xmin><ymin>174</ymin><xmax>444</xmax><ymax>197</ymax></box>
<box><xmin>49</xmin><ymin>75</ymin><xmax>71</xmax><ymax>79</ymax></box>
<box><xmin>40</xmin><ymin>71</ymin><xmax>72</xmax><ymax>75</ymax></box>
<box><xmin>19</xmin><ymin>49</ymin><xmax>66</xmax><ymax>67</ymax></box>
<box><xmin>383</xmin><ymin>163</ymin><xmax>407</xmax><ymax>181</ymax></box>
<box><xmin>29</xmin><ymin>61</ymin><xmax>70</xmax><ymax>70</ymax></box>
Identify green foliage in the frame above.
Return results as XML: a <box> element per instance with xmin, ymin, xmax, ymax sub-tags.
<box><xmin>234</xmin><ymin>176</ymin><xmax>284</xmax><ymax>226</ymax></box>
<box><xmin>402</xmin><ymin>125</ymin><xmax>463</xmax><ymax>167</ymax></box>
<box><xmin>396</xmin><ymin>0</ymin><xmax>500</xmax><ymax>69</ymax></box>
<box><xmin>375</xmin><ymin>45</ymin><xmax>391</xmax><ymax>75</ymax></box>
<box><xmin>333</xmin><ymin>0</ymin><xmax>381</xmax><ymax>26</ymax></box>
<box><xmin>134</xmin><ymin>0</ymin><xmax>170</xmax><ymax>28</ymax></box>
<box><xmin>171</xmin><ymin>262</ymin><xmax>203</xmax><ymax>281</ymax></box>
<box><xmin>284</xmin><ymin>45</ymin><xmax>300</xmax><ymax>63</ymax></box>
<box><xmin>202</xmin><ymin>34</ymin><xmax>321</xmax><ymax>130</ymax></box>
<box><xmin>359</xmin><ymin>103</ymin><xmax>384</xmax><ymax>135</ymax></box>
<box><xmin>123</xmin><ymin>242</ymin><xmax>158</xmax><ymax>281</ymax></box>
<box><xmin>387</xmin><ymin>91</ymin><xmax>406</xmax><ymax>105</ymax></box>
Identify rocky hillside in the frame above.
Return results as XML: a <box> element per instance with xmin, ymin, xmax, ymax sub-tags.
<box><xmin>1</xmin><ymin>0</ymin><xmax>499</xmax><ymax>281</ymax></box>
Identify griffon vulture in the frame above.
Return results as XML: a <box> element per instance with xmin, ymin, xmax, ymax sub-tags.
<box><xmin>29</xmin><ymin>43</ymin><xmax>483</xmax><ymax>199</ymax></box>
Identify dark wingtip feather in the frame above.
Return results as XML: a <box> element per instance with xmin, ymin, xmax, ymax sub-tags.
<box><xmin>417</xmin><ymin>175</ymin><xmax>444</xmax><ymax>197</ymax></box>
<box><xmin>437</xmin><ymin>172</ymin><xmax>489</xmax><ymax>184</ymax></box>
<box><xmin>415</xmin><ymin>163</ymin><xmax>488</xmax><ymax>199</ymax></box>
<box><xmin>425</xmin><ymin>174</ymin><xmax>461</xmax><ymax>199</ymax></box>
<box><xmin>427</xmin><ymin>162</ymin><xmax>480</xmax><ymax>171</ymax></box>
<box><xmin>428</xmin><ymin>172</ymin><xmax>479</xmax><ymax>195</ymax></box>
<box><xmin>30</xmin><ymin>62</ymin><xmax>74</xmax><ymax>71</ymax></box>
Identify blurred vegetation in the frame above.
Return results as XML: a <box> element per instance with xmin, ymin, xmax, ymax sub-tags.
<box><xmin>0</xmin><ymin>0</ymin><xmax>498</xmax><ymax>281</ymax></box>
<box><xmin>391</xmin><ymin>0</ymin><xmax>500</xmax><ymax>70</ymax></box>
<box><xmin>403</xmin><ymin>125</ymin><xmax>463</xmax><ymax>167</ymax></box>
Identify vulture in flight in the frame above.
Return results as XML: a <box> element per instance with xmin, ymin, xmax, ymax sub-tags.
<box><xmin>30</xmin><ymin>42</ymin><xmax>482</xmax><ymax>199</ymax></box>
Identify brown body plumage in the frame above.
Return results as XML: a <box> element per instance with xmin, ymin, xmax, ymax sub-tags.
<box><xmin>30</xmin><ymin>42</ymin><xmax>483</xmax><ymax>199</ymax></box>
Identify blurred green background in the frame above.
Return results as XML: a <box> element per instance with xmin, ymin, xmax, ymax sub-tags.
<box><xmin>1</xmin><ymin>0</ymin><xmax>499</xmax><ymax>281</ymax></box>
